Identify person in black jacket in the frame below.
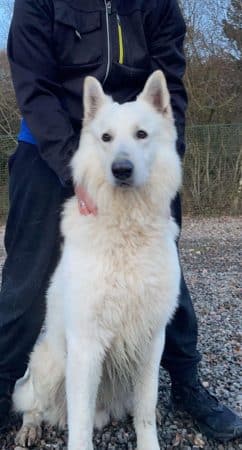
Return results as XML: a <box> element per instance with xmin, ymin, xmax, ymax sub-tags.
<box><xmin>0</xmin><ymin>0</ymin><xmax>241</xmax><ymax>441</ymax></box>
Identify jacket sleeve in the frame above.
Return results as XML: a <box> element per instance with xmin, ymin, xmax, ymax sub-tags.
<box><xmin>7</xmin><ymin>0</ymin><xmax>79</xmax><ymax>184</ymax></box>
<box><xmin>149</xmin><ymin>0</ymin><xmax>188</xmax><ymax>158</ymax></box>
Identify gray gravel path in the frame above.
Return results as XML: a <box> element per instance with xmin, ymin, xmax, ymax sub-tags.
<box><xmin>0</xmin><ymin>217</ymin><xmax>241</xmax><ymax>449</ymax></box>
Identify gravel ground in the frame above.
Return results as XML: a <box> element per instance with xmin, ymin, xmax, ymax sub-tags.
<box><xmin>0</xmin><ymin>217</ymin><xmax>241</xmax><ymax>450</ymax></box>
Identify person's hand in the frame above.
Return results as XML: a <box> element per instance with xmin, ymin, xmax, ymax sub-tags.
<box><xmin>75</xmin><ymin>185</ymin><xmax>97</xmax><ymax>216</ymax></box>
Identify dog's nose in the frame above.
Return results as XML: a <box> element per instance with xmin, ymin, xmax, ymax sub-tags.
<box><xmin>111</xmin><ymin>159</ymin><xmax>134</xmax><ymax>181</ymax></box>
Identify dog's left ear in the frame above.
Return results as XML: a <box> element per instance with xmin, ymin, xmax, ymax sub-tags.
<box><xmin>83</xmin><ymin>76</ymin><xmax>107</xmax><ymax>123</ymax></box>
<box><xmin>138</xmin><ymin>70</ymin><xmax>172</xmax><ymax>118</ymax></box>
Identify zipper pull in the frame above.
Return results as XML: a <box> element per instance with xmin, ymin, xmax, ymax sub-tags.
<box><xmin>107</xmin><ymin>1</ymin><xmax>112</xmax><ymax>14</ymax></box>
<box><xmin>75</xmin><ymin>30</ymin><xmax>82</xmax><ymax>40</ymax></box>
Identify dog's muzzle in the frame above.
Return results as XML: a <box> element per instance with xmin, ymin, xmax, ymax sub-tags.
<box><xmin>111</xmin><ymin>159</ymin><xmax>134</xmax><ymax>185</ymax></box>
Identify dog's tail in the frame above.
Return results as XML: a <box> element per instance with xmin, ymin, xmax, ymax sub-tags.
<box><xmin>13</xmin><ymin>366</ymin><xmax>35</xmax><ymax>413</ymax></box>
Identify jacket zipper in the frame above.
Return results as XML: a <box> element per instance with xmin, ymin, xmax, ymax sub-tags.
<box><xmin>103</xmin><ymin>0</ymin><xmax>112</xmax><ymax>84</ymax></box>
<box><xmin>116</xmin><ymin>14</ymin><xmax>124</xmax><ymax>64</ymax></box>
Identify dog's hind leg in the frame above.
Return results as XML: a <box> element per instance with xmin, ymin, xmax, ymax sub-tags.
<box><xmin>133</xmin><ymin>329</ymin><xmax>165</xmax><ymax>450</ymax></box>
<box><xmin>14</xmin><ymin>334</ymin><xmax>66</xmax><ymax>447</ymax></box>
<box><xmin>14</xmin><ymin>270</ymin><xmax>67</xmax><ymax>446</ymax></box>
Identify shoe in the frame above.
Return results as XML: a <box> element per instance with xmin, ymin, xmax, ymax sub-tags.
<box><xmin>171</xmin><ymin>379</ymin><xmax>242</xmax><ymax>441</ymax></box>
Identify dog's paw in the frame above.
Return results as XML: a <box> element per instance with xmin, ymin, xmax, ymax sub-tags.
<box><xmin>137</xmin><ymin>444</ymin><xmax>160</xmax><ymax>450</ymax></box>
<box><xmin>15</xmin><ymin>424</ymin><xmax>42</xmax><ymax>447</ymax></box>
<box><xmin>136</xmin><ymin>434</ymin><xmax>160</xmax><ymax>450</ymax></box>
<box><xmin>94</xmin><ymin>409</ymin><xmax>110</xmax><ymax>430</ymax></box>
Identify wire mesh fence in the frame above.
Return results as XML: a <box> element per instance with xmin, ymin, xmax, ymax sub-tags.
<box><xmin>0</xmin><ymin>124</ymin><xmax>241</xmax><ymax>223</ymax></box>
<box><xmin>0</xmin><ymin>134</ymin><xmax>16</xmax><ymax>222</ymax></box>
<box><xmin>183</xmin><ymin>124</ymin><xmax>242</xmax><ymax>215</ymax></box>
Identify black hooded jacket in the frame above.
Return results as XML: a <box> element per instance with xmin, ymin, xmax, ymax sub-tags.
<box><xmin>8</xmin><ymin>0</ymin><xmax>187</xmax><ymax>184</ymax></box>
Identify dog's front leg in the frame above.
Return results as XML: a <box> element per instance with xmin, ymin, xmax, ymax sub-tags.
<box><xmin>133</xmin><ymin>329</ymin><xmax>165</xmax><ymax>450</ymax></box>
<box><xmin>66</xmin><ymin>334</ymin><xmax>105</xmax><ymax>450</ymax></box>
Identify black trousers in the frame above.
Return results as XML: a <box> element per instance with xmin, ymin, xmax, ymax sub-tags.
<box><xmin>0</xmin><ymin>143</ymin><xmax>201</xmax><ymax>392</ymax></box>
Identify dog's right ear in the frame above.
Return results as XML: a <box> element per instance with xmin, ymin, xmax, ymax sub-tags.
<box><xmin>83</xmin><ymin>76</ymin><xmax>107</xmax><ymax>123</ymax></box>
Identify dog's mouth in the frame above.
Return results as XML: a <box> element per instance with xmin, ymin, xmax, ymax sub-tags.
<box><xmin>115</xmin><ymin>180</ymin><xmax>133</xmax><ymax>188</ymax></box>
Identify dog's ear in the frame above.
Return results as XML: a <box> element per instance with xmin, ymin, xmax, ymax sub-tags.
<box><xmin>83</xmin><ymin>76</ymin><xmax>107</xmax><ymax>123</ymax></box>
<box><xmin>139</xmin><ymin>70</ymin><xmax>172</xmax><ymax>118</ymax></box>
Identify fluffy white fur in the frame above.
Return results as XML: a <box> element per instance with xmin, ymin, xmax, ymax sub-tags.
<box><xmin>13</xmin><ymin>70</ymin><xmax>182</xmax><ymax>450</ymax></box>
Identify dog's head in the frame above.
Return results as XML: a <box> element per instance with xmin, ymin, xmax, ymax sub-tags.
<box><xmin>72</xmin><ymin>71</ymin><xmax>181</xmax><ymax>203</ymax></box>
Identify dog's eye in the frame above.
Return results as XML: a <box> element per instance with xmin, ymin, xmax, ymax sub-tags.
<box><xmin>136</xmin><ymin>130</ymin><xmax>148</xmax><ymax>139</ymax></box>
<box><xmin>102</xmin><ymin>133</ymin><xmax>112</xmax><ymax>142</ymax></box>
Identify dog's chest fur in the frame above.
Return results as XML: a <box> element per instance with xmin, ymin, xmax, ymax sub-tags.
<box><xmin>58</xmin><ymin>197</ymin><xmax>180</xmax><ymax>369</ymax></box>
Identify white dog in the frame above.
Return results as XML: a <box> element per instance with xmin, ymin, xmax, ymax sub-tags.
<box><xmin>14</xmin><ymin>70</ymin><xmax>182</xmax><ymax>450</ymax></box>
